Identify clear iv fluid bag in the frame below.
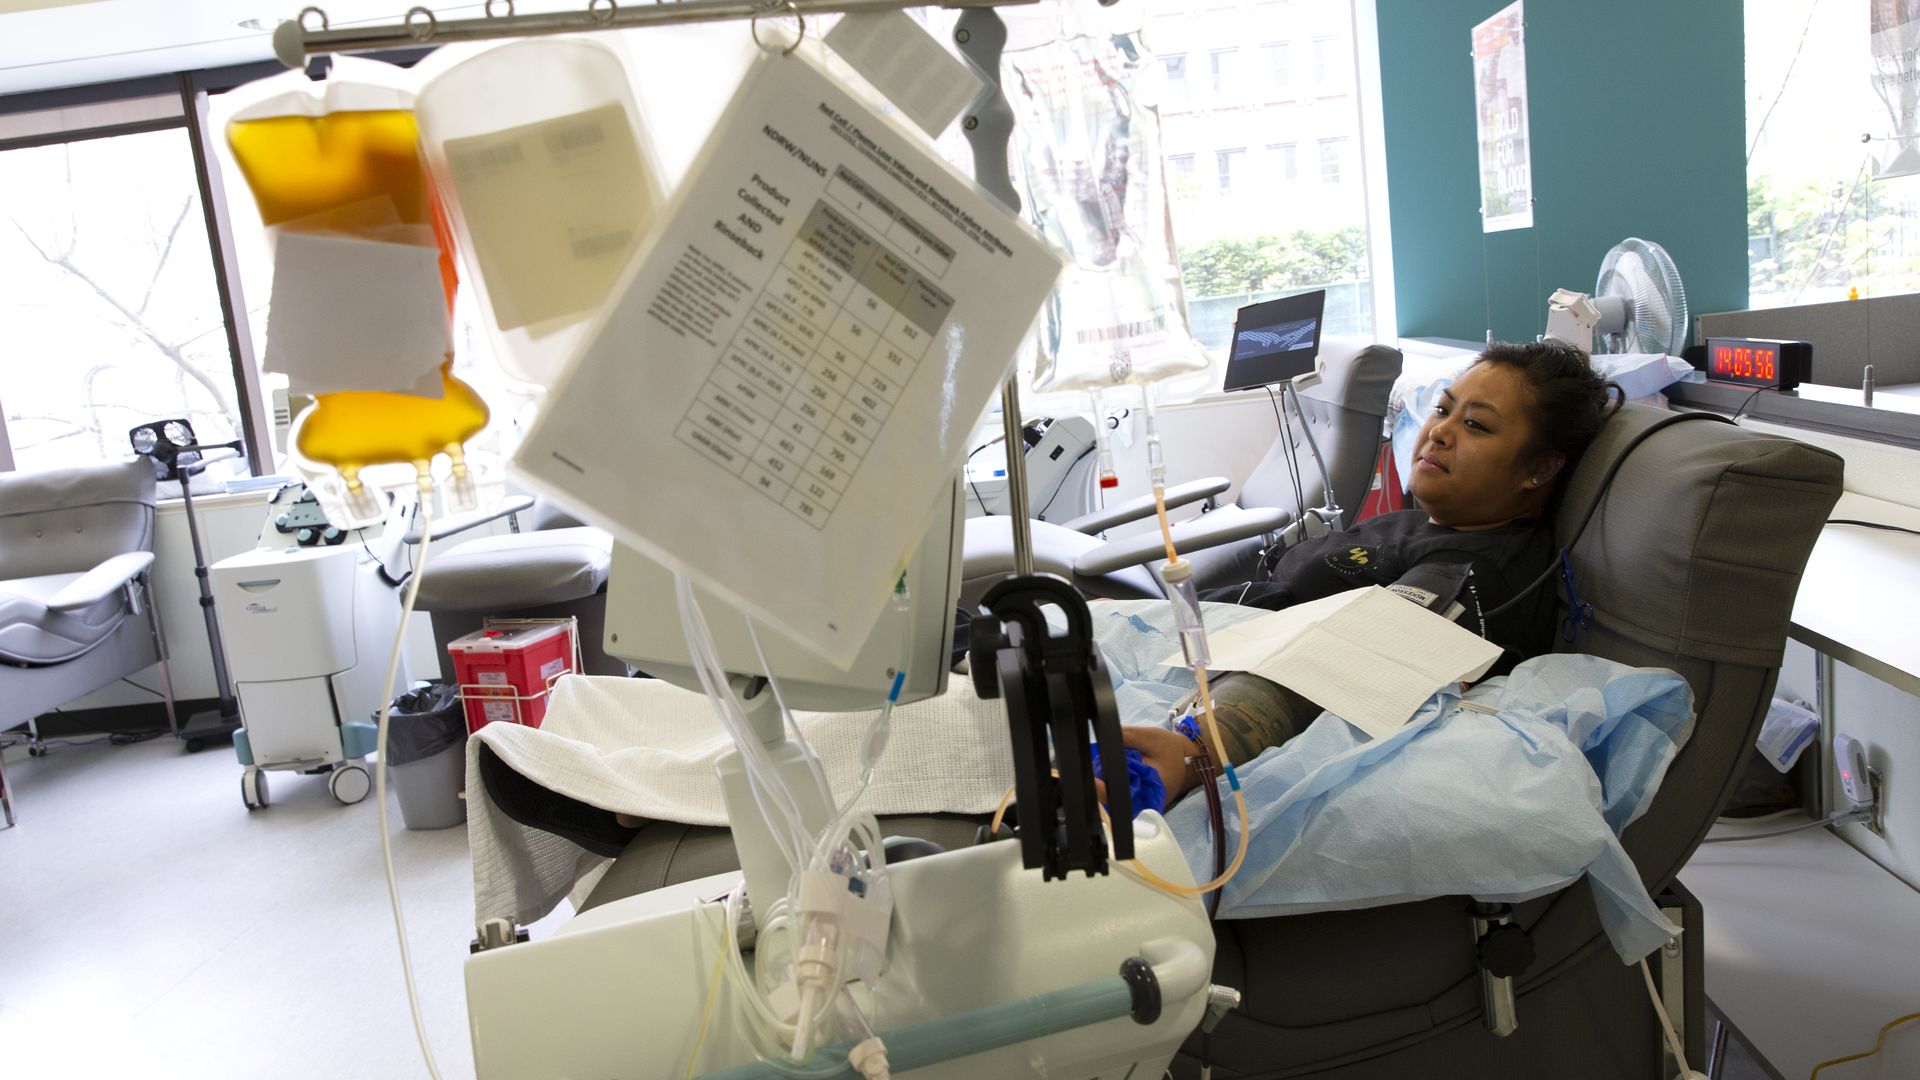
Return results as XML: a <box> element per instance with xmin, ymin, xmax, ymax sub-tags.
<box><xmin>416</xmin><ymin>38</ymin><xmax>667</xmax><ymax>387</ymax></box>
<box><xmin>1000</xmin><ymin>16</ymin><xmax>1209</xmax><ymax>393</ymax></box>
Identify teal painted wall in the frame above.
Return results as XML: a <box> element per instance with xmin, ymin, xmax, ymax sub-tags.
<box><xmin>1377</xmin><ymin>0</ymin><xmax>1747</xmax><ymax>343</ymax></box>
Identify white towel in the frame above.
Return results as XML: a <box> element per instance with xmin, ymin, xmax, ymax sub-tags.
<box><xmin>467</xmin><ymin>673</ymin><xmax>1014</xmax><ymax>924</ymax></box>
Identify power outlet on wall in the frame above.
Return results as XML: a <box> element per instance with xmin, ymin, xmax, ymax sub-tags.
<box><xmin>1834</xmin><ymin>733</ymin><xmax>1887</xmax><ymax>837</ymax></box>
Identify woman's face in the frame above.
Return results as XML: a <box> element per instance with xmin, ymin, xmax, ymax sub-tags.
<box><xmin>1409</xmin><ymin>362</ymin><xmax>1554</xmax><ymax>528</ymax></box>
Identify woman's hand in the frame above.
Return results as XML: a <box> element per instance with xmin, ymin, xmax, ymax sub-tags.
<box><xmin>1119</xmin><ymin>724</ymin><xmax>1202</xmax><ymax>806</ymax></box>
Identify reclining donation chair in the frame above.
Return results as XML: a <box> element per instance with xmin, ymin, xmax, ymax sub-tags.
<box><xmin>570</xmin><ymin>403</ymin><xmax>1842</xmax><ymax>1079</ymax></box>
<box><xmin>0</xmin><ymin>461</ymin><xmax>176</xmax><ymax>826</ymax></box>
<box><xmin>1180</xmin><ymin>404</ymin><xmax>1842</xmax><ymax>1078</ymax></box>
<box><xmin>411</xmin><ymin>498</ymin><xmax>627</xmax><ymax>678</ymax></box>
<box><xmin>958</xmin><ymin>339</ymin><xmax>1402</xmax><ymax>608</ymax></box>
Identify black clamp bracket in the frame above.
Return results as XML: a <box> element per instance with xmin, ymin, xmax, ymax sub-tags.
<box><xmin>1469</xmin><ymin>901</ymin><xmax>1534</xmax><ymax>1037</ymax></box>
<box><xmin>970</xmin><ymin>574</ymin><xmax>1133</xmax><ymax>879</ymax></box>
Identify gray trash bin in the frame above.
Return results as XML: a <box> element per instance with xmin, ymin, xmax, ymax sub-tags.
<box><xmin>384</xmin><ymin>683</ymin><xmax>468</xmax><ymax>830</ymax></box>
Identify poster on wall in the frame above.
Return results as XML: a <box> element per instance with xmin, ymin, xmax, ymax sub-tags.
<box><xmin>1871</xmin><ymin>1</ymin><xmax>1920</xmax><ymax>179</ymax></box>
<box><xmin>1472</xmin><ymin>1</ymin><xmax>1533</xmax><ymax>232</ymax></box>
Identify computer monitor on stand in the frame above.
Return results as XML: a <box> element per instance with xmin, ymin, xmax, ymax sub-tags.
<box><xmin>600</xmin><ymin>480</ymin><xmax>965</xmax><ymax>916</ymax></box>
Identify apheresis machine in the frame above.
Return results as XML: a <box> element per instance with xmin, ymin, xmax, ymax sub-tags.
<box><xmin>212</xmin><ymin>485</ymin><xmax>411</xmax><ymax>809</ymax></box>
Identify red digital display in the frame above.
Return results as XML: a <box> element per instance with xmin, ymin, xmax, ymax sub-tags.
<box><xmin>1709</xmin><ymin>340</ymin><xmax>1780</xmax><ymax>385</ymax></box>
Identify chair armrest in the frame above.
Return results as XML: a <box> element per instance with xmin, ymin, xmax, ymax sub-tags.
<box><xmin>1058</xmin><ymin>476</ymin><xmax>1232</xmax><ymax>534</ymax></box>
<box><xmin>1071</xmin><ymin>507</ymin><xmax>1289</xmax><ymax>577</ymax></box>
<box><xmin>404</xmin><ymin>495</ymin><xmax>536</xmax><ymax>546</ymax></box>
<box><xmin>47</xmin><ymin>551</ymin><xmax>156</xmax><ymax>612</ymax></box>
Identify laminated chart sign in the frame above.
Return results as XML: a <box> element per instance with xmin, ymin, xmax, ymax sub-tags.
<box><xmin>514</xmin><ymin>46</ymin><xmax>1064</xmax><ymax>667</ymax></box>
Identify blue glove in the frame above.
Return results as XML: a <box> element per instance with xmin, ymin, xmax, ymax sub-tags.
<box><xmin>1090</xmin><ymin>743</ymin><xmax>1167</xmax><ymax>817</ymax></box>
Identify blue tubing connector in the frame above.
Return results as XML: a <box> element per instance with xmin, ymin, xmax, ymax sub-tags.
<box><xmin>697</xmin><ymin>967</ymin><xmax>1149</xmax><ymax>1079</ymax></box>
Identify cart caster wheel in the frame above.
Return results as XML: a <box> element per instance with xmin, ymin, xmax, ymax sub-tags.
<box><xmin>185</xmin><ymin>737</ymin><xmax>208</xmax><ymax>754</ymax></box>
<box><xmin>241</xmin><ymin>767</ymin><xmax>269</xmax><ymax>811</ymax></box>
<box><xmin>28</xmin><ymin>745</ymin><xmax>45</xmax><ymax>758</ymax></box>
<box><xmin>329</xmin><ymin>764</ymin><xmax>371</xmax><ymax>806</ymax></box>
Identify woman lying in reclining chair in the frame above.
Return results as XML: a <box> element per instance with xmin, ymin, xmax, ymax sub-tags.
<box><xmin>1116</xmin><ymin>338</ymin><xmax>1622</xmax><ymax>806</ymax></box>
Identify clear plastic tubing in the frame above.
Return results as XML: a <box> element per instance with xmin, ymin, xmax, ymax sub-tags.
<box><xmin>696</xmin><ymin>974</ymin><xmax>1139</xmax><ymax>1080</ymax></box>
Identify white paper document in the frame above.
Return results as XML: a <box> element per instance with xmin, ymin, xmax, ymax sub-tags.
<box><xmin>263</xmin><ymin>231</ymin><xmax>449</xmax><ymax>398</ymax></box>
<box><xmin>513</xmin><ymin>46</ymin><xmax>1064</xmax><ymax>667</ymax></box>
<box><xmin>1165</xmin><ymin>587</ymin><xmax>1504</xmax><ymax>741</ymax></box>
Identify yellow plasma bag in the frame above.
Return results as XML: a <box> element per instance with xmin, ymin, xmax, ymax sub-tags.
<box><xmin>225</xmin><ymin>63</ymin><xmax>490</xmax><ymax>526</ymax></box>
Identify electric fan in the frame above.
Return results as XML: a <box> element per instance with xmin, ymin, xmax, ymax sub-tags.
<box><xmin>1544</xmin><ymin>237</ymin><xmax>1690</xmax><ymax>356</ymax></box>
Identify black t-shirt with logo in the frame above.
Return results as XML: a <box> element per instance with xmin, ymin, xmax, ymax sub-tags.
<box><xmin>1200</xmin><ymin>509</ymin><xmax>1559</xmax><ymax>675</ymax></box>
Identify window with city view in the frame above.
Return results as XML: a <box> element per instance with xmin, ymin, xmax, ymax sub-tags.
<box><xmin>1210</xmin><ymin>48</ymin><xmax>1239</xmax><ymax>98</ymax></box>
<box><xmin>1270</xmin><ymin>142</ymin><xmax>1298</xmax><ymax>183</ymax></box>
<box><xmin>1266</xmin><ymin>42</ymin><xmax>1291</xmax><ymax>93</ymax></box>
<box><xmin>1163</xmin><ymin>53</ymin><xmax>1191</xmax><ymax>109</ymax></box>
<box><xmin>1147</xmin><ymin>0</ymin><xmax>1376</xmax><ymax>371</ymax></box>
<box><xmin>1319</xmin><ymin>137</ymin><xmax>1346</xmax><ymax>184</ymax></box>
<box><xmin>1746</xmin><ymin>0</ymin><xmax>1920</xmax><ymax>307</ymax></box>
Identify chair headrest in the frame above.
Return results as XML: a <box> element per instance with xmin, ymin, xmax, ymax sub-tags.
<box><xmin>0</xmin><ymin>461</ymin><xmax>156</xmax><ymax>579</ymax></box>
<box><xmin>1239</xmin><ymin>341</ymin><xmax>1402</xmax><ymax>519</ymax></box>
<box><xmin>0</xmin><ymin>459</ymin><xmax>154</xmax><ymax>516</ymax></box>
<box><xmin>1554</xmin><ymin>404</ymin><xmax>1843</xmax><ymax>669</ymax></box>
<box><xmin>1302</xmin><ymin>337</ymin><xmax>1403</xmax><ymax>409</ymax></box>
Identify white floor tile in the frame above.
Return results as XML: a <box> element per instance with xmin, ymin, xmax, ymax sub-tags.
<box><xmin>1</xmin><ymin>735</ymin><xmax>569</xmax><ymax>1080</ymax></box>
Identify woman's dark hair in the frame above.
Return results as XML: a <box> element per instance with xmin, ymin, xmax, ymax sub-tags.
<box><xmin>1472</xmin><ymin>339</ymin><xmax>1624</xmax><ymax>485</ymax></box>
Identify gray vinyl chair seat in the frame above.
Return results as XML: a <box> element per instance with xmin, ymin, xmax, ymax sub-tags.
<box><xmin>960</xmin><ymin>338</ymin><xmax>1403</xmax><ymax>609</ymax></box>
<box><xmin>960</xmin><ymin>516</ymin><xmax>1163</xmax><ymax>602</ymax></box>
<box><xmin>0</xmin><ymin>463</ymin><xmax>159</xmax><ymax>667</ymax></box>
<box><xmin>414</xmin><ymin>526</ymin><xmax>613</xmax><ymax>613</ymax></box>
<box><xmin>1</xmin><ymin>460</ymin><xmax>173</xmax><ymax>825</ymax></box>
<box><xmin>0</xmin><ymin>571</ymin><xmax>131</xmax><ymax>664</ymax></box>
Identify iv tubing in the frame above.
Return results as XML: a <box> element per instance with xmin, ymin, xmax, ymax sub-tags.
<box><xmin>697</xmin><ymin>972</ymin><xmax>1141</xmax><ymax>1080</ymax></box>
<box><xmin>1132</xmin><ymin>395</ymin><xmax>1250</xmax><ymax>898</ymax></box>
<box><xmin>374</xmin><ymin>490</ymin><xmax>445</xmax><ymax>1080</ymax></box>
<box><xmin>702</xmin><ymin>582</ymin><xmax>906</xmax><ymax>1063</ymax></box>
<box><xmin>675</xmin><ymin>576</ymin><xmax>814</xmax><ymax>870</ymax></box>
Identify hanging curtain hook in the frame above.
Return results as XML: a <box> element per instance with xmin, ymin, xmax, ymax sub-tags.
<box><xmin>484</xmin><ymin>0</ymin><xmax>515</xmax><ymax>17</ymax></box>
<box><xmin>588</xmin><ymin>0</ymin><xmax>619</xmax><ymax>26</ymax></box>
<box><xmin>298</xmin><ymin>5</ymin><xmax>330</xmax><ymax>31</ymax></box>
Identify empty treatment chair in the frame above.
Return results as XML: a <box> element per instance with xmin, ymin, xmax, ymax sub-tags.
<box><xmin>1178</xmin><ymin>404</ymin><xmax>1842</xmax><ymax>1079</ymax></box>
<box><xmin>411</xmin><ymin>497</ymin><xmax>627</xmax><ymax>678</ymax></box>
<box><xmin>958</xmin><ymin>339</ymin><xmax>1402</xmax><ymax>608</ymax></box>
<box><xmin>0</xmin><ymin>461</ymin><xmax>176</xmax><ymax>825</ymax></box>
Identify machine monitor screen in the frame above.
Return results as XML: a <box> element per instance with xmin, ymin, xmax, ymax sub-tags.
<box><xmin>1223</xmin><ymin>290</ymin><xmax>1326</xmax><ymax>392</ymax></box>
<box><xmin>603</xmin><ymin>481</ymin><xmax>963</xmax><ymax>713</ymax></box>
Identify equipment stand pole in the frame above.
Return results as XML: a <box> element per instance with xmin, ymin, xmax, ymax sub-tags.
<box><xmin>999</xmin><ymin>378</ymin><xmax>1034</xmax><ymax>576</ymax></box>
<box><xmin>179</xmin><ymin>475</ymin><xmax>238</xmax><ymax>719</ymax></box>
<box><xmin>955</xmin><ymin>7</ymin><xmax>1034</xmax><ymax>578</ymax></box>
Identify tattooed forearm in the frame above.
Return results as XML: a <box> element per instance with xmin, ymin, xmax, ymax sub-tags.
<box><xmin>1201</xmin><ymin>672</ymin><xmax>1321</xmax><ymax>767</ymax></box>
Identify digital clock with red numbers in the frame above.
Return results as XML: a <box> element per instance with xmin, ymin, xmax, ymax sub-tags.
<box><xmin>1704</xmin><ymin>336</ymin><xmax>1812</xmax><ymax>391</ymax></box>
